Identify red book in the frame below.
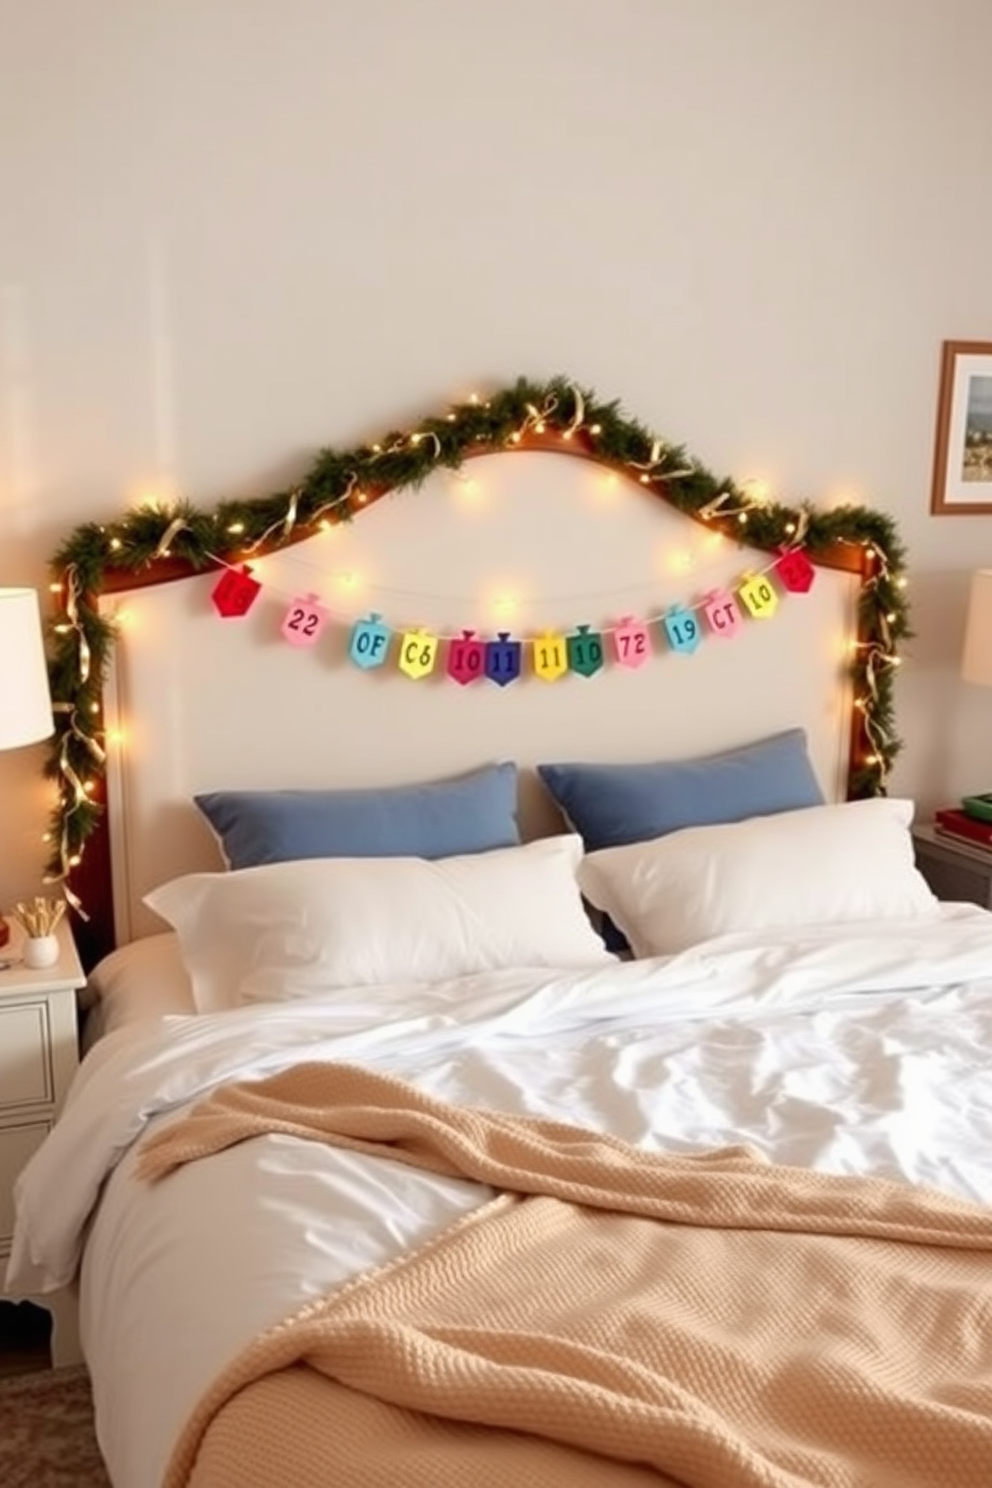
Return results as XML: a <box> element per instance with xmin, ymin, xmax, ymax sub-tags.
<box><xmin>933</xmin><ymin>807</ymin><xmax>992</xmax><ymax>849</ymax></box>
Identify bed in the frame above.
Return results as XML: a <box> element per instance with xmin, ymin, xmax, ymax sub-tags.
<box><xmin>7</xmin><ymin>382</ymin><xmax>992</xmax><ymax>1488</ymax></box>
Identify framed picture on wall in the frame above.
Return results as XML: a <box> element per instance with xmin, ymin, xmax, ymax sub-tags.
<box><xmin>931</xmin><ymin>340</ymin><xmax>992</xmax><ymax>514</ymax></box>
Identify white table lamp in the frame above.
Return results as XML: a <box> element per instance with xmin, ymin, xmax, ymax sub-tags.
<box><xmin>0</xmin><ymin>587</ymin><xmax>54</xmax><ymax>948</ymax></box>
<box><xmin>1</xmin><ymin>587</ymin><xmax>54</xmax><ymax>749</ymax></box>
<box><xmin>962</xmin><ymin>569</ymin><xmax>992</xmax><ymax>688</ymax></box>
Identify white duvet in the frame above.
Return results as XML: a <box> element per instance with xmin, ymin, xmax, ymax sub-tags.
<box><xmin>10</xmin><ymin>904</ymin><xmax>992</xmax><ymax>1488</ymax></box>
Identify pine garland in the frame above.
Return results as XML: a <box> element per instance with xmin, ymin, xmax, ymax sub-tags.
<box><xmin>42</xmin><ymin>375</ymin><xmax>910</xmax><ymax>888</ymax></box>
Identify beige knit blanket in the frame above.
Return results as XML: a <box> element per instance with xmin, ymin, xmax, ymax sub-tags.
<box><xmin>138</xmin><ymin>1061</ymin><xmax>992</xmax><ymax>1488</ymax></box>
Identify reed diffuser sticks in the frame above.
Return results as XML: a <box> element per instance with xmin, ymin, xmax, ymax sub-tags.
<box><xmin>12</xmin><ymin>896</ymin><xmax>67</xmax><ymax>939</ymax></box>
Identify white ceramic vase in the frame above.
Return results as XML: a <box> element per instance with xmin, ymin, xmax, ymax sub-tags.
<box><xmin>23</xmin><ymin>934</ymin><xmax>59</xmax><ymax>970</ymax></box>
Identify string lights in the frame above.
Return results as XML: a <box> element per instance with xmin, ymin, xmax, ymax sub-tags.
<box><xmin>40</xmin><ymin>375</ymin><xmax>910</xmax><ymax>892</ymax></box>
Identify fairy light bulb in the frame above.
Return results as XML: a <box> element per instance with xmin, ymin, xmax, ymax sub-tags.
<box><xmin>453</xmin><ymin>474</ymin><xmax>481</xmax><ymax>503</ymax></box>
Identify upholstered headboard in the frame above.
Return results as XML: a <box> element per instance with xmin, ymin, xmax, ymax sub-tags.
<box><xmin>45</xmin><ymin>383</ymin><xmax>902</xmax><ymax>965</ymax></box>
<box><xmin>93</xmin><ymin>451</ymin><xmax>859</xmax><ymax>946</ymax></box>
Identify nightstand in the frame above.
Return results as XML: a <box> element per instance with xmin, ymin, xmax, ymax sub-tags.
<box><xmin>0</xmin><ymin>917</ymin><xmax>85</xmax><ymax>1366</ymax></box>
<box><xmin>912</xmin><ymin>824</ymin><xmax>992</xmax><ymax>908</ymax></box>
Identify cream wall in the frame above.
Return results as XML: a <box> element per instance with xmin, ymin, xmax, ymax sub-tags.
<box><xmin>2</xmin><ymin>0</ymin><xmax>991</xmax><ymax>904</ymax></box>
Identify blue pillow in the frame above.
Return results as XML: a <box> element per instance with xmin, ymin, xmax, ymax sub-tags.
<box><xmin>537</xmin><ymin>729</ymin><xmax>825</xmax><ymax>852</ymax></box>
<box><xmin>195</xmin><ymin>762</ymin><xmax>519</xmax><ymax>869</ymax></box>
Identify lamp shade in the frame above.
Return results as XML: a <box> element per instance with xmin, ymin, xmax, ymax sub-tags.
<box><xmin>0</xmin><ymin>587</ymin><xmax>54</xmax><ymax>748</ymax></box>
<box><xmin>962</xmin><ymin>569</ymin><xmax>992</xmax><ymax>687</ymax></box>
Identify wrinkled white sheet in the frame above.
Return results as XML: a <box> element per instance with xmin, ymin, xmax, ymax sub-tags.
<box><xmin>9</xmin><ymin>905</ymin><xmax>992</xmax><ymax>1488</ymax></box>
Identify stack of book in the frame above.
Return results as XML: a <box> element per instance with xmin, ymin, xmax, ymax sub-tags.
<box><xmin>933</xmin><ymin>807</ymin><xmax>992</xmax><ymax>851</ymax></box>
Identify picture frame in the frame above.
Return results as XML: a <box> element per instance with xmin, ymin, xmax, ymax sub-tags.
<box><xmin>931</xmin><ymin>340</ymin><xmax>992</xmax><ymax>514</ymax></box>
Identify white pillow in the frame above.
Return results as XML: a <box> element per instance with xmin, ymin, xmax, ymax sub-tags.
<box><xmin>144</xmin><ymin>835</ymin><xmax>613</xmax><ymax>1011</ymax></box>
<box><xmin>81</xmin><ymin>933</ymin><xmax>196</xmax><ymax>1049</ymax></box>
<box><xmin>576</xmin><ymin>798</ymin><xmax>937</xmax><ymax>957</ymax></box>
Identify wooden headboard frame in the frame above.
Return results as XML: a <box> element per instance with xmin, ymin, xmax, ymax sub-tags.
<box><xmin>41</xmin><ymin>380</ymin><xmax>907</xmax><ymax>969</ymax></box>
